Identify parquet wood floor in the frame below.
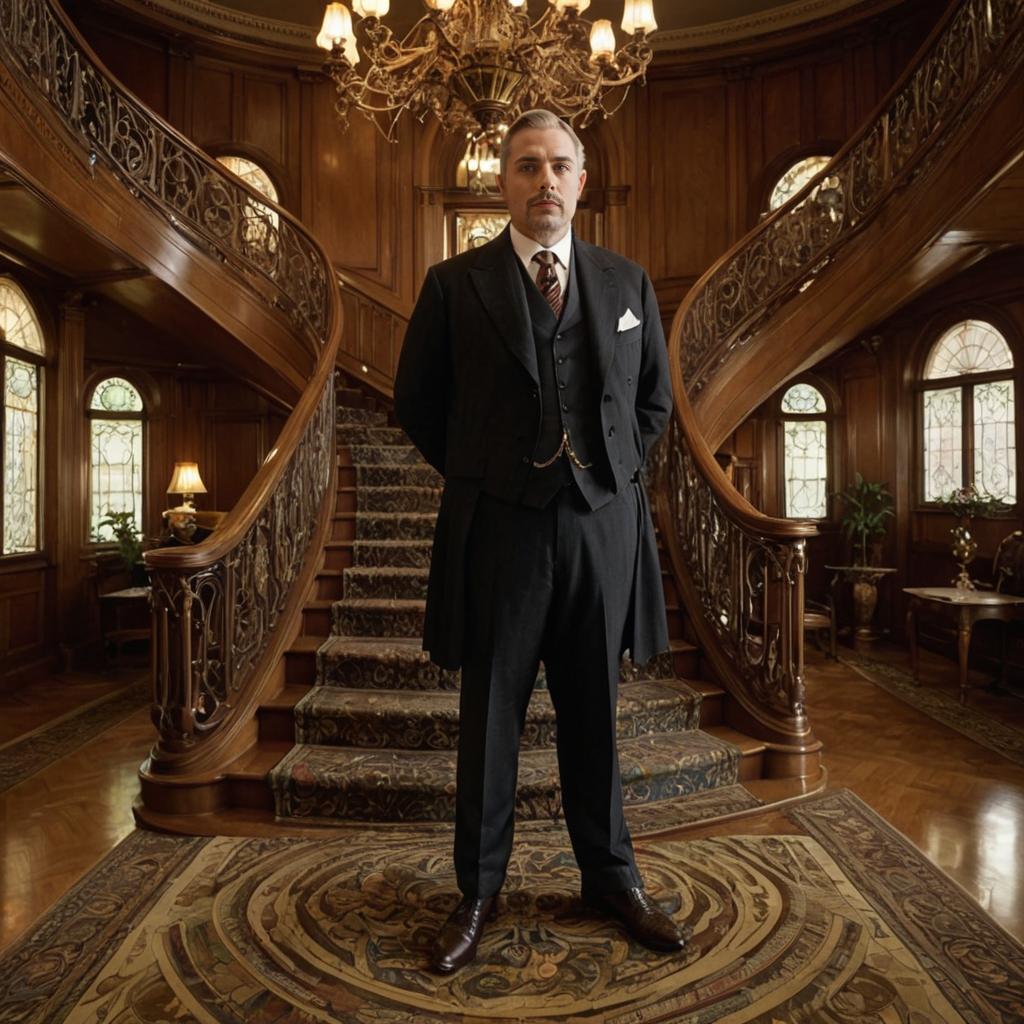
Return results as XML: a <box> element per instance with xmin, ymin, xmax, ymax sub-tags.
<box><xmin>0</xmin><ymin>644</ymin><xmax>1022</xmax><ymax>957</ymax></box>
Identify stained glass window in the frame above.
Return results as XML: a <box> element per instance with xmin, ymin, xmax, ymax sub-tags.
<box><xmin>1</xmin><ymin>278</ymin><xmax>43</xmax><ymax>555</ymax></box>
<box><xmin>216</xmin><ymin>155</ymin><xmax>279</xmax><ymax>255</ymax></box>
<box><xmin>89</xmin><ymin>377</ymin><xmax>144</xmax><ymax>542</ymax></box>
<box><xmin>4</xmin><ymin>359</ymin><xmax>39</xmax><ymax>554</ymax></box>
<box><xmin>924</xmin><ymin>320</ymin><xmax>1013</xmax><ymax>379</ymax></box>
<box><xmin>769</xmin><ymin>155</ymin><xmax>832</xmax><ymax>211</ymax></box>
<box><xmin>922</xmin><ymin>386</ymin><xmax>963</xmax><ymax>502</ymax></box>
<box><xmin>781</xmin><ymin>383</ymin><xmax>828</xmax><ymax>518</ymax></box>
<box><xmin>921</xmin><ymin>320</ymin><xmax>1016</xmax><ymax>505</ymax></box>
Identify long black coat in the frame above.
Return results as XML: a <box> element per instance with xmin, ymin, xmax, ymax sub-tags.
<box><xmin>394</xmin><ymin>227</ymin><xmax>673</xmax><ymax>670</ymax></box>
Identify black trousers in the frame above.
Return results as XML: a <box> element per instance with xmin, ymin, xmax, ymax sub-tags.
<box><xmin>454</xmin><ymin>479</ymin><xmax>644</xmax><ymax>899</ymax></box>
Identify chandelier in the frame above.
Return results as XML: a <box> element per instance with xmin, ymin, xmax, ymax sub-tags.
<box><xmin>315</xmin><ymin>0</ymin><xmax>658</xmax><ymax>142</ymax></box>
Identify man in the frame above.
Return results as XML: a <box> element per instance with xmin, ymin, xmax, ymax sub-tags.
<box><xmin>394</xmin><ymin>109</ymin><xmax>681</xmax><ymax>973</ymax></box>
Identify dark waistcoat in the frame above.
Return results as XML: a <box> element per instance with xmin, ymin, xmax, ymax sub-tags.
<box><xmin>514</xmin><ymin>249</ymin><xmax>613</xmax><ymax>510</ymax></box>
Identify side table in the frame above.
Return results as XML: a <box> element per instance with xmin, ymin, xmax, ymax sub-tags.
<box><xmin>99</xmin><ymin>586</ymin><xmax>151</xmax><ymax>661</ymax></box>
<box><xmin>903</xmin><ymin>586</ymin><xmax>1024</xmax><ymax>705</ymax></box>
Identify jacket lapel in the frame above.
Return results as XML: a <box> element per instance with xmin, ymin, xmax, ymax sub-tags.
<box><xmin>469</xmin><ymin>228</ymin><xmax>539</xmax><ymax>385</ymax></box>
<box><xmin>574</xmin><ymin>238</ymin><xmax>619</xmax><ymax>389</ymax></box>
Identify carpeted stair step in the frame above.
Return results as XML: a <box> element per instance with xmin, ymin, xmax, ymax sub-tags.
<box><xmin>355</xmin><ymin>463</ymin><xmax>442</xmax><ymax>487</ymax></box>
<box><xmin>336</xmin><ymin>406</ymin><xmax>388</xmax><ymax>426</ymax></box>
<box><xmin>332</xmin><ymin>598</ymin><xmax>425</xmax><ymax>637</ymax></box>
<box><xmin>293</xmin><ymin>679</ymin><xmax>702</xmax><ymax>750</ymax></box>
<box><xmin>317</xmin><ymin>637</ymin><xmax>460</xmax><ymax>691</ymax></box>
<box><xmin>344</xmin><ymin>566</ymin><xmax>429</xmax><ymax>600</ymax></box>
<box><xmin>357</xmin><ymin>486</ymin><xmax>442</xmax><ymax>513</ymax></box>
<box><xmin>348</xmin><ymin>444</ymin><xmax>422</xmax><ymax>466</ymax></box>
<box><xmin>355</xmin><ymin>511</ymin><xmax>436</xmax><ymax>540</ymax></box>
<box><xmin>269</xmin><ymin>730</ymin><xmax>741</xmax><ymax>822</ymax></box>
<box><xmin>337</xmin><ymin>425</ymin><xmax>409</xmax><ymax>446</ymax></box>
<box><xmin>351</xmin><ymin>539</ymin><xmax>433</xmax><ymax>568</ymax></box>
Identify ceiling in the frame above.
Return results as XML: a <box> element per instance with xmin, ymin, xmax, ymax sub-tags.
<box><xmin>212</xmin><ymin>0</ymin><xmax>823</xmax><ymax>38</ymax></box>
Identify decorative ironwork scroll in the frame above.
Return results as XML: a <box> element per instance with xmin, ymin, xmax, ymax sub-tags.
<box><xmin>650</xmin><ymin>420</ymin><xmax>808</xmax><ymax>720</ymax></box>
<box><xmin>0</xmin><ymin>0</ymin><xmax>344</xmax><ymax>759</ymax></box>
<box><xmin>148</xmin><ymin>376</ymin><xmax>335</xmax><ymax>750</ymax></box>
<box><xmin>0</xmin><ymin>0</ymin><xmax>329</xmax><ymax>344</ymax></box>
<box><xmin>682</xmin><ymin>0</ymin><xmax>1024</xmax><ymax>398</ymax></box>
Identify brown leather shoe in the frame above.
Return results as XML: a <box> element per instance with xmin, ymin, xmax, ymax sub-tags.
<box><xmin>430</xmin><ymin>895</ymin><xmax>497</xmax><ymax>973</ymax></box>
<box><xmin>582</xmin><ymin>887</ymin><xmax>686</xmax><ymax>952</ymax></box>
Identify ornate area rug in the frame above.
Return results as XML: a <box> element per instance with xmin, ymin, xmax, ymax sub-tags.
<box><xmin>2</xmin><ymin>790</ymin><xmax>1022</xmax><ymax>1022</ymax></box>
<box><xmin>838</xmin><ymin>651</ymin><xmax>1024</xmax><ymax>767</ymax></box>
<box><xmin>0</xmin><ymin>677</ymin><xmax>149</xmax><ymax>793</ymax></box>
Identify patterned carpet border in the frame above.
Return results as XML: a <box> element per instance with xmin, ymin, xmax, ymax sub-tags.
<box><xmin>3</xmin><ymin>789</ymin><xmax>1023</xmax><ymax>1022</ymax></box>
<box><xmin>788</xmin><ymin>788</ymin><xmax>1024</xmax><ymax>1022</ymax></box>
<box><xmin>0</xmin><ymin>830</ymin><xmax>208</xmax><ymax>1023</ymax></box>
<box><xmin>837</xmin><ymin>651</ymin><xmax>1024</xmax><ymax>766</ymax></box>
<box><xmin>0</xmin><ymin>678</ymin><xmax>150</xmax><ymax>794</ymax></box>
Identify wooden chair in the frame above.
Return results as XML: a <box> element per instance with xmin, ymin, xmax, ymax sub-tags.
<box><xmin>805</xmin><ymin>596</ymin><xmax>838</xmax><ymax>659</ymax></box>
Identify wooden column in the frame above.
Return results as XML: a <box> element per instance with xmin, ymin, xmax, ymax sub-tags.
<box><xmin>55</xmin><ymin>293</ymin><xmax>88</xmax><ymax>664</ymax></box>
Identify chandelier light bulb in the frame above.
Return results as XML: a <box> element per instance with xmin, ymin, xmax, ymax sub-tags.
<box><xmin>318</xmin><ymin>3</ymin><xmax>353</xmax><ymax>49</ymax></box>
<box><xmin>507</xmin><ymin>0</ymin><xmax>526</xmax><ymax>7</ymax></box>
<box><xmin>621</xmin><ymin>0</ymin><xmax>657</xmax><ymax>34</ymax></box>
<box><xmin>354</xmin><ymin>0</ymin><xmax>389</xmax><ymax>15</ymax></box>
<box><xmin>589</xmin><ymin>18</ymin><xmax>615</xmax><ymax>61</ymax></box>
<box><xmin>424</xmin><ymin>0</ymin><xmax>457</xmax><ymax>11</ymax></box>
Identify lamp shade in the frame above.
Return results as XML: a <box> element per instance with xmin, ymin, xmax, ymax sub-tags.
<box><xmin>167</xmin><ymin>462</ymin><xmax>207</xmax><ymax>496</ymax></box>
<box><xmin>317</xmin><ymin>3</ymin><xmax>353</xmax><ymax>51</ymax></box>
<box><xmin>589</xmin><ymin>19</ymin><xmax>615</xmax><ymax>60</ymax></box>
<box><xmin>353</xmin><ymin>0</ymin><xmax>389</xmax><ymax>16</ymax></box>
<box><xmin>424</xmin><ymin>0</ymin><xmax>456</xmax><ymax>11</ymax></box>
<box><xmin>621</xmin><ymin>0</ymin><xmax>657</xmax><ymax>33</ymax></box>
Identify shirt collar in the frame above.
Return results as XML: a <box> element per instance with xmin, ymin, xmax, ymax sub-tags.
<box><xmin>509</xmin><ymin>223</ymin><xmax>573</xmax><ymax>269</ymax></box>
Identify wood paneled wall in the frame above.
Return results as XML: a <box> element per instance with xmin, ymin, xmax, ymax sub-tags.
<box><xmin>67</xmin><ymin>0</ymin><xmax>938</xmax><ymax>349</ymax></box>
<box><xmin>0</xmin><ymin>263</ymin><xmax>287</xmax><ymax>687</ymax></box>
<box><xmin>736</xmin><ymin>248</ymin><xmax>1024</xmax><ymax>656</ymax></box>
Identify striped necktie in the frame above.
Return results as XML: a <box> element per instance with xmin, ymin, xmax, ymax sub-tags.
<box><xmin>531</xmin><ymin>250</ymin><xmax>563</xmax><ymax>319</ymax></box>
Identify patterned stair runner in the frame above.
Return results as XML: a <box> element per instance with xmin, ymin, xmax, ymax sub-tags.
<box><xmin>268</xmin><ymin>396</ymin><xmax>744</xmax><ymax>823</ymax></box>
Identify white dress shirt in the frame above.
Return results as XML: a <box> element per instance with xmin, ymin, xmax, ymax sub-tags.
<box><xmin>510</xmin><ymin>223</ymin><xmax>572</xmax><ymax>297</ymax></box>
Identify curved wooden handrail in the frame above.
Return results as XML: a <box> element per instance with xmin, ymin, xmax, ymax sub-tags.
<box><xmin>680</xmin><ymin>0</ymin><xmax>1024</xmax><ymax>405</ymax></box>
<box><xmin>0</xmin><ymin>0</ymin><xmax>329</xmax><ymax>358</ymax></box>
<box><xmin>0</xmin><ymin>0</ymin><xmax>343</xmax><ymax>758</ymax></box>
<box><xmin>653</xmin><ymin>0</ymin><xmax>1024</xmax><ymax>760</ymax></box>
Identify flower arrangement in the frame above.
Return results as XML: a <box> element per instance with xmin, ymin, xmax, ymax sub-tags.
<box><xmin>940</xmin><ymin>484</ymin><xmax>1007</xmax><ymax>519</ymax></box>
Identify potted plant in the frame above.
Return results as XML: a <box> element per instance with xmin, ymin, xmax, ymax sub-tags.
<box><xmin>96</xmin><ymin>509</ymin><xmax>148</xmax><ymax>586</ymax></box>
<box><xmin>940</xmin><ymin>484</ymin><xmax>1008</xmax><ymax>589</ymax></box>
<box><xmin>835</xmin><ymin>475</ymin><xmax>896</xmax><ymax>637</ymax></box>
<box><xmin>837</xmin><ymin>474</ymin><xmax>895</xmax><ymax>567</ymax></box>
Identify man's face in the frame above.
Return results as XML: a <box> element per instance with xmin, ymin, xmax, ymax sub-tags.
<box><xmin>497</xmin><ymin>126</ymin><xmax>587</xmax><ymax>246</ymax></box>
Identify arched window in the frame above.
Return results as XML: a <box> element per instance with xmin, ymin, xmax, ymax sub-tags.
<box><xmin>89</xmin><ymin>377</ymin><xmax>145</xmax><ymax>542</ymax></box>
<box><xmin>781</xmin><ymin>382</ymin><xmax>829</xmax><ymax>519</ymax></box>
<box><xmin>920</xmin><ymin>319</ymin><xmax>1016</xmax><ymax>504</ymax></box>
<box><xmin>768</xmin><ymin>155</ymin><xmax>832</xmax><ymax>211</ymax></box>
<box><xmin>215</xmin><ymin>154</ymin><xmax>279</xmax><ymax>254</ymax></box>
<box><xmin>1</xmin><ymin>278</ymin><xmax>44</xmax><ymax>554</ymax></box>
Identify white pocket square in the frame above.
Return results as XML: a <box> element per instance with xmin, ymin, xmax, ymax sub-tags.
<box><xmin>617</xmin><ymin>308</ymin><xmax>641</xmax><ymax>332</ymax></box>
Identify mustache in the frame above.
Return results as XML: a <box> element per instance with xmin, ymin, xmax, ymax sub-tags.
<box><xmin>529</xmin><ymin>193</ymin><xmax>563</xmax><ymax>208</ymax></box>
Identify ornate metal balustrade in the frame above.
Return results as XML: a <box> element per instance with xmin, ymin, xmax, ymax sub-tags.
<box><xmin>683</xmin><ymin>0</ymin><xmax>1024</xmax><ymax>399</ymax></box>
<box><xmin>148</xmin><ymin>378</ymin><xmax>335</xmax><ymax>750</ymax></box>
<box><xmin>657</xmin><ymin>0</ymin><xmax>1024</xmax><ymax>756</ymax></box>
<box><xmin>0</xmin><ymin>0</ymin><xmax>329</xmax><ymax>344</ymax></box>
<box><xmin>0</xmin><ymin>0</ymin><xmax>343</xmax><ymax>762</ymax></box>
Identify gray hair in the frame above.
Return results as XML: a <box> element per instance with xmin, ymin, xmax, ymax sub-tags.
<box><xmin>499</xmin><ymin>109</ymin><xmax>586</xmax><ymax>178</ymax></box>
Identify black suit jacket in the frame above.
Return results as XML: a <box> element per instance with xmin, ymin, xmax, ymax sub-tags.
<box><xmin>395</xmin><ymin>227</ymin><xmax>672</xmax><ymax>669</ymax></box>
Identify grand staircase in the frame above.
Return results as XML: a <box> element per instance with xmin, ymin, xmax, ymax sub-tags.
<box><xmin>227</xmin><ymin>388</ymin><xmax>770</xmax><ymax>833</ymax></box>
<box><xmin>3</xmin><ymin>0</ymin><xmax>1023</xmax><ymax>836</ymax></box>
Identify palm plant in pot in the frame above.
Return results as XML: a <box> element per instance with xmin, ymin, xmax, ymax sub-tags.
<box><xmin>836</xmin><ymin>474</ymin><xmax>895</xmax><ymax>637</ymax></box>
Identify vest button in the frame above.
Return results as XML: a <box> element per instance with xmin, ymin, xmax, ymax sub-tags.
<box><xmin>603</xmin><ymin>394</ymin><xmax>611</xmax><ymax>402</ymax></box>
<box><xmin>608</xmin><ymin>426</ymin><xmax>616</xmax><ymax>437</ymax></box>
<box><xmin>561</xmin><ymin>402</ymin><xmax>569</xmax><ymax>412</ymax></box>
<box><xmin>556</xmin><ymin>334</ymin><xmax>563</xmax><ymax>340</ymax></box>
<box><xmin>627</xmin><ymin>376</ymin><xmax>633</xmax><ymax>385</ymax></box>
<box><xmin>521</xmin><ymin>455</ymin><xmax>530</xmax><ymax>464</ymax></box>
<box><xmin>558</xmin><ymin>381</ymin><xmax>566</xmax><ymax>389</ymax></box>
<box><xmin>557</xmin><ymin>357</ymin><xmax>565</xmax><ymax>365</ymax></box>
<box><xmin>531</xmin><ymin>389</ymin><xmax>538</xmax><ymax>400</ymax></box>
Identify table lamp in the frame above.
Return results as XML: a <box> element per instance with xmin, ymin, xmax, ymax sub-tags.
<box><xmin>166</xmin><ymin>462</ymin><xmax>207</xmax><ymax>513</ymax></box>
